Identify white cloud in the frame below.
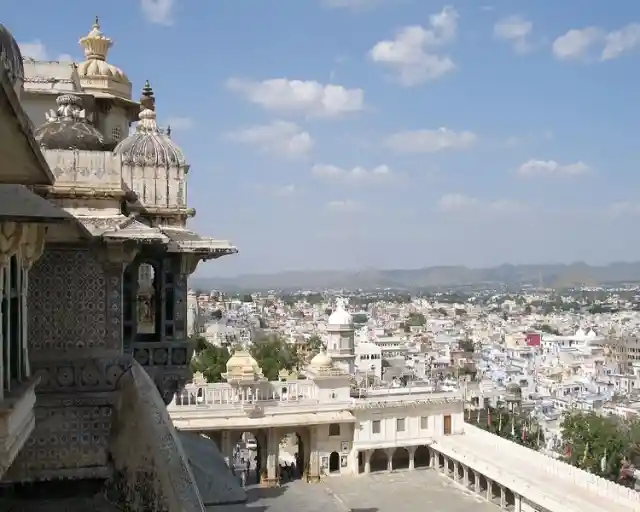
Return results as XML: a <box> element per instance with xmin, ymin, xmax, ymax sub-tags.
<box><xmin>552</xmin><ymin>23</ymin><xmax>640</xmax><ymax>61</ymax></box>
<box><xmin>312</xmin><ymin>164</ymin><xmax>395</xmax><ymax>184</ymax></box>
<box><xmin>493</xmin><ymin>15</ymin><xmax>534</xmax><ymax>54</ymax></box>
<box><xmin>140</xmin><ymin>0</ymin><xmax>175</xmax><ymax>26</ymax></box>
<box><xmin>325</xmin><ymin>200</ymin><xmax>363</xmax><ymax>213</ymax></box>
<box><xmin>552</xmin><ymin>27</ymin><xmax>603</xmax><ymax>61</ymax></box>
<box><xmin>517</xmin><ymin>159</ymin><xmax>590</xmax><ymax>177</ymax></box>
<box><xmin>437</xmin><ymin>194</ymin><xmax>522</xmax><ymax>213</ymax></box>
<box><xmin>226</xmin><ymin>78</ymin><xmax>364</xmax><ymax>118</ymax></box>
<box><xmin>226</xmin><ymin>120</ymin><xmax>313</xmax><ymax>158</ymax></box>
<box><xmin>164</xmin><ymin>117</ymin><xmax>193</xmax><ymax>131</ymax></box>
<box><xmin>369</xmin><ymin>6</ymin><xmax>458</xmax><ymax>86</ymax></box>
<box><xmin>385</xmin><ymin>127</ymin><xmax>477</xmax><ymax>153</ymax></box>
<box><xmin>253</xmin><ymin>184</ymin><xmax>297</xmax><ymax>198</ymax></box>
<box><xmin>19</xmin><ymin>40</ymin><xmax>73</xmax><ymax>61</ymax></box>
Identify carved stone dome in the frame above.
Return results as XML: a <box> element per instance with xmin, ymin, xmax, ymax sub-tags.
<box><xmin>113</xmin><ymin>81</ymin><xmax>186</xmax><ymax>167</ymax></box>
<box><xmin>328</xmin><ymin>298</ymin><xmax>353</xmax><ymax>326</ymax></box>
<box><xmin>77</xmin><ymin>18</ymin><xmax>129</xmax><ymax>84</ymax></box>
<box><xmin>505</xmin><ymin>382</ymin><xmax>522</xmax><ymax>401</ymax></box>
<box><xmin>34</xmin><ymin>94</ymin><xmax>105</xmax><ymax>151</ymax></box>
<box><xmin>0</xmin><ymin>23</ymin><xmax>24</xmax><ymax>89</ymax></box>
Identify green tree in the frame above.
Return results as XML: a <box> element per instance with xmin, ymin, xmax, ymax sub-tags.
<box><xmin>242</xmin><ymin>294</ymin><xmax>253</xmax><ymax>302</ymax></box>
<box><xmin>352</xmin><ymin>313</ymin><xmax>368</xmax><ymax>324</ymax></box>
<box><xmin>306</xmin><ymin>335</ymin><xmax>323</xmax><ymax>353</ymax></box>
<box><xmin>190</xmin><ymin>337</ymin><xmax>231</xmax><ymax>383</ymax></box>
<box><xmin>250</xmin><ymin>334</ymin><xmax>300</xmax><ymax>380</ymax></box>
<box><xmin>211</xmin><ymin>309</ymin><xmax>223</xmax><ymax>320</ymax></box>
<box><xmin>406</xmin><ymin>312</ymin><xmax>426</xmax><ymax>326</ymax></box>
<box><xmin>560</xmin><ymin>411</ymin><xmax>630</xmax><ymax>480</ymax></box>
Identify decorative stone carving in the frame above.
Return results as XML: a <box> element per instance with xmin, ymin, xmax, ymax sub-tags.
<box><xmin>0</xmin><ymin>221</ymin><xmax>25</xmax><ymax>264</ymax></box>
<box><xmin>28</xmin><ymin>248</ymin><xmax>123</xmax><ymax>358</ymax></box>
<box><xmin>21</xmin><ymin>224</ymin><xmax>46</xmax><ymax>270</ymax></box>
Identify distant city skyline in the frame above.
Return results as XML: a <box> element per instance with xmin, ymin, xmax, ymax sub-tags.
<box><xmin>8</xmin><ymin>0</ymin><xmax>640</xmax><ymax>276</ymax></box>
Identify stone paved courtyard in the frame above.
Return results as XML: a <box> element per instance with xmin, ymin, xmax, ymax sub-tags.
<box><xmin>210</xmin><ymin>469</ymin><xmax>498</xmax><ymax>512</ymax></box>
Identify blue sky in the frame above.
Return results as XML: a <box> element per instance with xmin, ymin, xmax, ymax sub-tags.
<box><xmin>7</xmin><ymin>0</ymin><xmax>640</xmax><ymax>276</ymax></box>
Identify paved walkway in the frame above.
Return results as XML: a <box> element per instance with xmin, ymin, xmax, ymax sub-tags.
<box><xmin>209</xmin><ymin>470</ymin><xmax>497</xmax><ymax>511</ymax></box>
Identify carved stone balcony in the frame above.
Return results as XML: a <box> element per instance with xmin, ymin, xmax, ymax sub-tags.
<box><xmin>0</xmin><ymin>375</ymin><xmax>40</xmax><ymax>478</ymax></box>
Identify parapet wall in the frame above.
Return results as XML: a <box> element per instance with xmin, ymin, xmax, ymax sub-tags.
<box><xmin>109</xmin><ymin>361</ymin><xmax>205</xmax><ymax>512</ymax></box>
<box><xmin>463</xmin><ymin>424</ymin><xmax>639</xmax><ymax>506</ymax></box>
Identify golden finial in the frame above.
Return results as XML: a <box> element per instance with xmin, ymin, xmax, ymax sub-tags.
<box><xmin>94</xmin><ymin>16</ymin><xmax>100</xmax><ymax>29</ymax></box>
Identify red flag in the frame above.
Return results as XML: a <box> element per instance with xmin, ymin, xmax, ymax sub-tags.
<box><xmin>564</xmin><ymin>444</ymin><xmax>572</xmax><ymax>458</ymax></box>
<box><xmin>521</xmin><ymin>424</ymin><xmax>527</xmax><ymax>442</ymax></box>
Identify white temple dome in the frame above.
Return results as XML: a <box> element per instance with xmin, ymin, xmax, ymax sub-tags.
<box><xmin>328</xmin><ymin>298</ymin><xmax>353</xmax><ymax>326</ymax></box>
<box><xmin>113</xmin><ymin>81</ymin><xmax>186</xmax><ymax>167</ymax></box>
<box><xmin>310</xmin><ymin>352</ymin><xmax>333</xmax><ymax>370</ymax></box>
<box><xmin>575</xmin><ymin>327</ymin><xmax>586</xmax><ymax>338</ymax></box>
<box><xmin>77</xmin><ymin>18</ymin><xmax>130</xmax><ymax>85</ymax></box>
<box><xmin>586</xmin><ymin>329</ymin><xmax>596</xmax><ymax>338</ymax></box>
<box><xmin>226</xmin><ymin>350</ymin><xmax>260</xmax><ymax>372</ymax></box>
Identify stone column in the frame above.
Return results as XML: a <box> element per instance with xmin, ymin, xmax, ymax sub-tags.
<box><xmin>514</xmin><ymin>493</ymin><xmax>522</xmax><ymax>512</ymax></box>
<box><xmin>307</xmin><ymin>426</ymin><xmax>321</xmax><ymax>483</ymax></box>
<box><xmin>486</xmin><ymin>478</ymin><xmax>493</xmax><ymax>502</ymax></box>
<box><xmin>263</xmin><ymin>428</ymin><xmax>280</xmax><ymax>487</ymax></box>
<box><xmin>408</xmin><ymin>446</ymin><xmax>415</xmax><ymax>470</ymax></box>
<box><xmin>0</xmin><ymin>221</ymin><xmax>25</xmax><ymax>400</ymax></box>
<box><xmin>473</xmin><ymin>471</ymin><xmax>480</xmax><ymax>493</ymax></box>
<box><xmin>429</xmin><ymin>448</ymin><xmax>436</xmax><ymax>469</ymax></box>
<box><xmin>453</xmin><ymin>461</ymin><xmax>460</xmax><ymax>482</ymax></box>
<box><xmin>221</xmin><ymin>430</ymin><xmax>233</xmax><ymax>467</ymax></box>
<box><xmin>20</xmin><ymin>224</ymin><xmax>46</xmax><ymax>380</ymax></box>
<box><xmin>500</xmin><ymin>486</ymin><xmax>506</xmax><ymax>508</ymax></box>
<box><xmin>385</xmin><ymin>448</ymin><xmax>393</xmax><ymax>471</ymax></box>
<box><xmin>463</xmin><ymin>466</ymin><xmax>469</xmax><ymax>487</ymax></box>
<box><xmin>364</xmin><ymin>451</ymin><xmax>371</xmax><ymax>474</ymax></box>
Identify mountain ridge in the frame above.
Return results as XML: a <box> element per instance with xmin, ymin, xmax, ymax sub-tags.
<box><xmin>191</xmin><ymin>261</ymin><xmax>640</xmax><ymax>292</ymax></box>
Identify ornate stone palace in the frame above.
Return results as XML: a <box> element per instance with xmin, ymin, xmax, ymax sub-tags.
<box><xmin>0</xmin><ymin>20</ymin><xmax>237</xmax><ymax>510</ymax></box>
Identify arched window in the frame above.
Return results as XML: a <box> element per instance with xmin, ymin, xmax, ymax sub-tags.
<box><xmin>328</xmin><ymin>423</ymin><xmax>340</xmax><ymax>436</ymax></box>
<box><xmin>123</xmin><ymin>255</ymin><xmax>177</xmax><ymax>344</ymax></box>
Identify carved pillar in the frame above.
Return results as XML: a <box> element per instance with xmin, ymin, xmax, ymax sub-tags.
<box><xmin>385</xmin><ymin>448</ymin><xmax>394</xmax><ymax>471</ymax></box>
<box><xmin>221</xmin><ymin>430</ymin><xmax>233</xmax><ymax>468</ymax></box>
<box><xmin>364</xmin><ymin>450</ymin><xmax>371</xmax><ymax>474</ymax></box>
<box><xmin>263</xmin><ymin>428</ymin><xmax>280</xmax><ymax>487</ymax></box>
<box><xmin>514</xmin><ymin>493</ymin><xmax>522</xmax><ymax>512</ymax></box>
<box><xmin>307</xmin><ymin>426</ymin><xmax>320</xmax><ymax>483</ymax></box>
<box><xmin>486</xmin><ymin>478</ymin><xmax>493</xmax><ymax>502</ymax></box>
<box><xmin>500</xmin><ymin>486</ymin><xmax>506</xmax><ymax>508</ymax></box>
<box><xmin>463</xmin><ymin>465</ymin><xmax>469</xmax><ymax>487</ymax></box>
<box><xmin>453</xmin><ymin>461</ymin><xmax>460</xmax><ymax>482</ymax></box>
<box><xmin>408</xmin><ymin>446</ymin><xmax>416</xmax><ymax>470</ymax></box>
<box><xmin>0</xmin><ymin>222</ymin><xmax>26</xmax><ymax>400</ymax></box>
<box><xmin>473</xmin><ymin>471</ymin><xmax>481</xmax><ymax>493</ymax></box>
<box><xmin>20</xmin><ymin>224</ymin><xmax>46</xmax><ymax>380</ymax></box>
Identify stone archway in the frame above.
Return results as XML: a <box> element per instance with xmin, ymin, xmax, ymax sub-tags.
<box><xmin>414</xmin><ymin>445</ymin><xmax>430</xmax><ymax>468</ymax></box>
<box><xmin>391</xmin><ymin>447</ymin><xmax>410</xmax><ymax>470</ymax></box>
<box><xmin>369</xmin><ymin>449</ymin><xmax>388</xmax><ymax>473</ymax></box>
<box><xmin>329</xmin><ymin>451</ymin><xmax>340</xmax><ymax>473</ymax></box>
<box><xmin>276</xmin><ymin>426</ymin><xmax>310</xmax><ymax>481</ymax></box>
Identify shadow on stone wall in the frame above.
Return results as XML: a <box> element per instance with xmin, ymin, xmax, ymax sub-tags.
<box><xmin>108</xmin><ymin>361</ymin><xmax>205</xmax><ymax>512</ymax></box>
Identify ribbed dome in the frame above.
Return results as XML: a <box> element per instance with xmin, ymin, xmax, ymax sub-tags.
<box><xmin>34</xmin><ymin>94</ymin><xmax>105</xmax><ymax>151</ymax></box>
<box><xmin>76</xmin><ymin>58</ymin><xmax>128</xmax><ymax>83</ymax></box>
<box><xmin>0</xmin><ymin>23</ymin><xmax>24</xmax><ymax>89</ymax></box>
<box><xmin>113</xmin><ymin>81</ymin><xmax>186</xmax><ymax>167</ymax></box>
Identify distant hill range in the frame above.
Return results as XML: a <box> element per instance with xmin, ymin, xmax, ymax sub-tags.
<box><xmin>191</xmin><ymin>262</ymin><xmax>640</xmax><ymax>292</ymax></box>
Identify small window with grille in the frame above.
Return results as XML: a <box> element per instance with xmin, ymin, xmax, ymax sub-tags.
<box><xmin>111</xmin><ymin>126</ymin><xmax>122</xmax><ymax>142</ymax></box>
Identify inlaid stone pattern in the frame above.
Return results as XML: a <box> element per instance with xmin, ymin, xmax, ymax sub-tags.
<box><xmin>6</xmin><ymin>398</ymin><xmax>114</xmax><ymax>481</ymax></box>
<box><xmin>28</xmin><ymin>247</ymin><xmax>123</xmax><ymax>358</ymax></box>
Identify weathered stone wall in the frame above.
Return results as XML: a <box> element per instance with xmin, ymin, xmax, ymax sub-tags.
<box><xmin>109</xmin><ymin>362</ymin><xmax>204</xmax><ymax>512</ymax></box>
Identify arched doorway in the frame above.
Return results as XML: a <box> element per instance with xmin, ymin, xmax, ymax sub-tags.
<box><xmin>329</xmin><ymin>451</ymin><xmax>340</xmax><ymax>473</ymax></box>
<box><xmin>369</xmin><ymin>449</ymin><xmax>388</xmax><ymax>472</ymax></box>
<box><xmin>277</xmin><ymin>429</ymin><xmax>309</xmax><ymax>482</ymax></box>
<box><xmin>391</xmin><ymin>447</ymin><xmax>409</xmax><ymax>470</ymax></box>
<box><xmin>229</xmin><ymin>431</ymin><xmax>262</xmax><ymax>485</ymax></box>
<box><xmin>414</xmin><ymin>445</ymin><xmax>430</xmax><ymax>468</ymax></box>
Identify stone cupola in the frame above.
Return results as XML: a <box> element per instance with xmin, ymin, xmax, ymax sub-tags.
<box><xmin>223</xmin><ymin>350</ymin><xmax>264</xmax><ymax>385</ymax></box>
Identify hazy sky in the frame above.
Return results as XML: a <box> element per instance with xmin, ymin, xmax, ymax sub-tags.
<box><xmin>8</xmin><ymin>1</ymin><xmax>640</xmax><ymax>276</ymax></box>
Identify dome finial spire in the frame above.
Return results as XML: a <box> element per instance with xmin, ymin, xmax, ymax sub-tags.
<box><xmin>79</xmin><ymin>16</ymin><xmax>112</xmax><ymax>61</ymax></box>
<box><xmin>140</xmin><ymin>80</ymin><xmax>155</xmax><ymax>111</ymax></box>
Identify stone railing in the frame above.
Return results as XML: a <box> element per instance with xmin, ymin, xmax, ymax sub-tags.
<box><xmin>463</xmin><ymin>423</ymin><xmax>640</xmax><ymax>506</ymax></box>
<box><xmin>109</xmin><ymin>361</ymin><xmax>205</xmax><ymax>512</ymax></box>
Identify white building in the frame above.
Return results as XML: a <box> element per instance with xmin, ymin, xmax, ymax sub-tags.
<box><xmin>325</xmin><ymin>298</ymin><xmax>356</xmax><ymax>375</ymax></box>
